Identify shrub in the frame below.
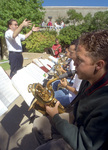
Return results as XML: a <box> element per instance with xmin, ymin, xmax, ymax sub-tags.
<box><xmin>22</xmin><ymin>30</ymin><xmax>57</xmax><ymax>53</ymax></box>
<box><xmin>58</xmin><ymin>24</ymin><xmax>89</xmax><ymax>47</ymax></box>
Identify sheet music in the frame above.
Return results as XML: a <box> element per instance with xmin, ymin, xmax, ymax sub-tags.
<box><xmin>0</xmin><ymin>67</ymin><xmax>19</xmax><ymax>116</ymax></box>
<box><xmin>32</xmin><ymin>58</ymin><xmax>50</xmax><ymax>73</ymax></box>
<box><xmin>24</xmin><ymin>63</ymin><xmax>47</xmax><ymax>82</ymax></box>
<box><xmin>44</xmin><ymin>59</ymin><xmax>55</xmax><ymax>68</ymax></box>
<box><xmin>0</xmin><ymin>100</ymin><xmax>8</xmax><ymax>116</ymax></box>
<box><xmin>48</xmin><ymin>55</ymin><xmax>58</xmax><ymax>64</ymax></box>
<box><xmin>33</xmin><ymin>57</ymin><xmax>55</xmax><ymax>69</ymax></box>
<box><xmin>32</xmin><ymin>58</ymin><xmax>43</xmax><ymax>67</ymax></box>
<box><xmin>11</xmin><ymin>63</ymin><xmax>47</xmax><ymax>106</ymax></box>
<box><xmin>39</xmin><ymin>58</ymin><xmax>51</xmax><ymax>70</ymax></box>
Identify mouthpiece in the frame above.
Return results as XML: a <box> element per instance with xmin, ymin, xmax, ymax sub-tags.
<box><xmin>59</xmin><ymin>70</ymin><xmax>76</xmax><ymax>79</ymax></box>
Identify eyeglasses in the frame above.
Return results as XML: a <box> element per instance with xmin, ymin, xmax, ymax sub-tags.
<box><xmin>12</xmin><ymin>24</ymin><xmax>18</xmax><ymax>26</ymax></box>
<box><xmin>69</xmin><ymin>50</ymin><xmax>75</xmax><ymax>54</ymax></box>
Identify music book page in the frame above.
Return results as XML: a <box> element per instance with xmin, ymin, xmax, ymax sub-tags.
<box><xmin>32</xmin><ymin>58</ymin><xmax>49</xmax><ymax>73</ymax></box>
<box><xmin>38</xmin><ymin>58</ymin><xmax>51</xmax><ymax>70</ymax></box>
<box><xmin>32</xmin><ymin>58</ymin><xmax>43</xmax><ymax>67</ymax></box>
<box><xmin>48</xmin><ymin>55</ymin><xmax>58</xmax><ymax>63</ymax></box>
<box><xmin>0</xmin><ymin>100</ymin><xmax>8</xmax><ymax>116</ymax></box>
<box><xmin>0</xmin><ymin>67</ymin><xmax>19</xmax><ymax>116</ymax></box>
<box><xmin>44</xmin><ymin>59</ymin><xmax>55</xmax><ymax>68</ymax></box>
<box><xmin>11</xmin><ymin>63</ymin><xmax>47</xmax><ymax>106</ymax></box>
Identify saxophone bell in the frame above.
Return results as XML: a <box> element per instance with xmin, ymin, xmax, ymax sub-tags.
<box><xmin>28</xmin><ymin>77</ymin><xmax>66</xmax><ymax>115</ymax></box>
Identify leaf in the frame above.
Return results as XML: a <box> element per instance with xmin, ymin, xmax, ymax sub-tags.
<box><xmin>0</xmin><ymin>0</ymin><xmax>45</xmax><ymax>37</ymax></box>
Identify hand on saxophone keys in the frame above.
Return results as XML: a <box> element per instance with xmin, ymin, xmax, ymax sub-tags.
<box><xmin>60</xmin><ymin>78</ymin><xmax>68</xmax><ymax>88</ymax></box>
<box><xmin>46</xmin><ymin>101</ymin><xmax>60</xmax><ymax>118</ymax></box>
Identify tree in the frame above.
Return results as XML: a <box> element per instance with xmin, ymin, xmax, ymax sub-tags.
<box><xmin>55</xmin><ymin>16</ymin><xmax>69</xmax><ymax>25</ymax></box>
<box><xmin>58</xmin><ymin>24</ymin><xmax>89</xmax><ymax>47</ymax></box>
<box><xmin>83</xmin><ymin>13</ymin><xmax>94</xmax><ymax>32</ymax></box>
<box><xmin>0</xmin><ymin>0</ymin><xmax>45</xmax><ymax>37</ymax></box>
<box><xmin>91</xmin><ymin>11</ymin><xmax>108</xmax><ymax>31</ymax></box>
<box><xmin>67</xmin><ymin>9</ymin><xmax>83</xmax><ymax>25</ymax></box>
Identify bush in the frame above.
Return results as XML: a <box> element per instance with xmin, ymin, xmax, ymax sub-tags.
<box><xmin>55</xmin><ymin>16</ymin><xmax>69</xmax><ymax>25</ymax></box>
<box><xmin>58</xmin><ymin>24</ymin><xmax>89</xmax><ymax>47</ymax></box>
<box><xmin>22</xmin><ymin>30</ymin><xmax>57</xmax><ymax>53</ymax></box>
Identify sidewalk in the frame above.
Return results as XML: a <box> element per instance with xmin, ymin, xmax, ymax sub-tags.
<box><xmin>0</xmin><ymin>52</ymin><xmax>49</xmax><ymax>150</ymax></box>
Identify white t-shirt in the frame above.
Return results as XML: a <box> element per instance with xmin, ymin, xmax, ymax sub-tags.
<box><xmin>68</xmin><ymin>60</ymin><xmax>82</xmax><ymax>103</ymax></box>
<box><xmin>54</xmin><ymin>22</ymin><xmax>61</xmax><ymax>29</ymax></box>
<box><xmin>61</xmin><ymin>22</ymin><xmax>64</xmax><ymax>28</ymax></box>
<box><xmin>5</xmin><ymin>29</ymin><xmax>25</xmax><ymax>52</ymax></box>
<box><xmin>69</xmin><ymin>74</ymin><xmax>82</xmax><ymax>103</ymax></box>
<box><xmin>54</xmin><ymin>22</ymin><xmax>58</xmax><ymax>28</ymax></box>
<box><xmin>69</xmin><ymin>60</ymin><xmax>75</xmax><ymax>71</ymax></box>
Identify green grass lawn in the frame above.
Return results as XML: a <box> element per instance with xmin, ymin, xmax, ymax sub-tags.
<box><xmin>0</xmin><ymin>60</ymin><xmax>10</xmax><ymax>71</ymax></box>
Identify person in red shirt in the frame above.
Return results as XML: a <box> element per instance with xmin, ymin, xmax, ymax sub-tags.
<box><xmin>52</xmin><ymin>38</ymin><xmax>62</xmax><ymax>58</ymax></box>
<box><xmin>48</xmin><ymin>20</ymin><xmax>52</xmax><ymax>26</ymax></box>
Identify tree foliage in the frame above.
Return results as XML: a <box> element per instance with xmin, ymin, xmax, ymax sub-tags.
<box><xmin>22</xmin><ymin>30</ymin><xmax>57</xmax><ymax>53</ymax></box>
<box><xmin>67</xmin><ymin>9</ymin><xmax>83</xmax><ymax>25</ymax></box>
<box><xmin>55</xmin><ymin>16</ymin><xmax>69</xmax><ymax>25</ymax></box>
<box><xmin>90</xmin><ymin>11</ymin><xmax>108</xmax><ymax>31</ymax></box>
<box><xmin>58</xmin><ymin>24</ymin><xmax>89</xmax><ymax>47</ymax></box>
<box><xmin>1</xmin><ymin>3</ymin><xmax>108</xmax><ymax>53</ymax></box>
<box><xmin>0</xmin><ymin>0</ymin><xmax>45</xmax><ymax>37</ymax></box>
<box><xmin>58</xmin><ymin>10</ymin><xmax>108</xmax><ymax>48</ymax></box>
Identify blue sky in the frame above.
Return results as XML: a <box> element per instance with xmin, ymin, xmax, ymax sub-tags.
<box><xmin>42</xmin><ymin>0</ymin><xmax>108</xmax><ymax>7</ymax></box>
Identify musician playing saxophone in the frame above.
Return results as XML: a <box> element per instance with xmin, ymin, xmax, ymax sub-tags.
<box><xmin>56</xmin><ymin>44</ymin><xmax>72</xmax><ymax>74</ymax></box>
<box><xmin>52</xmin><ymin>39</ymin><xmax>82</xmax><ymax>107</ymax></box>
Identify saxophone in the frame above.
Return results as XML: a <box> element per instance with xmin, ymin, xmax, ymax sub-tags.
<box><xmin>48</xmin><ymin>54</ymin><xmax>68</xmax><ymax>77</ymax></box>
<box><xmin>55</xmin><ymin>55</ymin><xmax>68</xmax><ymax>75</ymax></box>
<box><xmin>56</xmin><ymin>56</ymin><xmax>74</xmax><ymax>90</ymax></box>
<box><xmin>28</xmin><ymin>77</ymin><xmax>66</xmax><ymax>115</ymax></box>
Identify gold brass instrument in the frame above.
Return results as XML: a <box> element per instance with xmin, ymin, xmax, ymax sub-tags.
<box><xmin>28</xmin><ymin>77</ymin><xmax>66</xmax><ymax>115</ymax></box>
<box><xmin>48</xmin><ymin>54</ymin><xmax>68</xmax><ymax>77</ymax></box>
<box><xmin>57</xmin><ymin>75</ymin><xmax>74</xmax><ymax>91</ymax></box>
<box><xmin>55</xmin><ymin>55</ymin><xmax>68</xmax><ymax>75</ymax></box>
<box><xmin>55</xmin><ymin>55</ymin><xmax>75</xmax><ymax>90</ymax></box>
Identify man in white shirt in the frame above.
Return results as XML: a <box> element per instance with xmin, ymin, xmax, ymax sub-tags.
<box><xmin>60</xmin><ymin>20</ymin><xmax>64</xmax><ymax>29</ymax></box>
<box><xmin>5</xmin><ymin>19</ymin><xmax>39</xmax><ymax>78</ymax></box>
<box><xmin>54</xmin><ymin>21</ymin><xmax>61</xmax><ymax>30</ymax></box>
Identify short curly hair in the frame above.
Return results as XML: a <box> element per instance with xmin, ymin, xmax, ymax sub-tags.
<box><xmin>79</xmin><ymin>30</ymin><xmax>108</xmax><ymax>71</ymax></box>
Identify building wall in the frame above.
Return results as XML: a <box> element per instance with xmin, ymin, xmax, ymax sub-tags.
<box><xmin>43</xmin><ymin>6</ymin><xmax>108</xmax><ymax>24</ymax></box>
